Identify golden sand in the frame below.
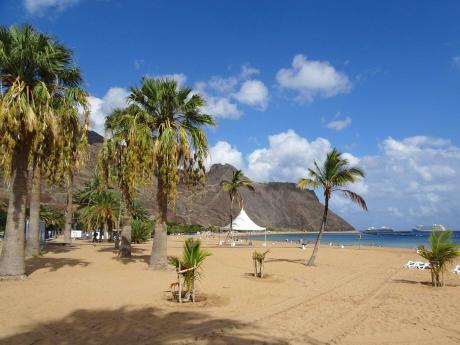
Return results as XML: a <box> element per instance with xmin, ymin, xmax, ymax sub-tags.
<box><xmin>0</xmin><ymin>237</ymin><xmax>459</xmax><ymax>345</ymax></box>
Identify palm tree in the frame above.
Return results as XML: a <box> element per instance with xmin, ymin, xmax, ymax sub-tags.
<box><xmin>168</xmin><ymin>238</ymin><xmax>211</xmax><ymax>301</ymax></box>
<box><xmin>128</xmin><ymin>78</ymin><xmax>215</xmax><ymax>270</ymax></box>
<box><xmin>78</xmin><ymin>190</ymin><xmax>120</xmax><ymax>242</ymax></box>
<box><xmin>99</xmin><ymin>105</ymin><xmax>154</xmax><ymax>257</ymax></box>
<box><xmin>220</xmin><ymin>170</ymin><xmax>255</xmax><ymax>236</ymax></box>
<box><xmin>297</xmin><ymin>149</ymin><xmax>367</xmax><ymax>266</ymax></box>
<box><xmin>418</xmin><ymin>230</ymin><xmax>460</xmax><ymax>287</ymax></box>
<box><xmin>0</xmin><ymin>25</ymin><xmax>87</xmax><ymax>278</ymax></box>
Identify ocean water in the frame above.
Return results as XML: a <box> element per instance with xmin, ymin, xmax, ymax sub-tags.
<box><xmin>251</xmin><ymin>231</ymin><xmax>460</xmax><ymax>249</ymax></box>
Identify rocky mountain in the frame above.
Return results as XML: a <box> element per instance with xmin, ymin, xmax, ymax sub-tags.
<box><xmin>0</xmin><ymin>131</ymin><xmax>354</xmax><ymax>231</ymax></box>
<box><xmin>172</xmin><ymin>164</ymin><xmax>353</xmax><ymax>231</ymax></box>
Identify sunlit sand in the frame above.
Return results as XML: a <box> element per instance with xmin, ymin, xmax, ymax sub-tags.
<box><xmin>1</xmin><ymin>237</ymin><xmax>459</xmax><ymax>344</ymax></box>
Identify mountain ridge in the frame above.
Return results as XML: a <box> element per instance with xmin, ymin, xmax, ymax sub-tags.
<box><xmin>0</xmin><ymin>131</ymin><xmax>354</xmax><ymax>231</ymax></box>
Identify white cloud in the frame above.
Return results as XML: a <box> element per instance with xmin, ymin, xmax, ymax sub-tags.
<box><xmin>196</xmin><ymin>64</ymin><xmax>268</xmax><ymax>119</ymax></box>
<box><xmin>326</xmin><ymin>116</ymin><xmax>352</xmax><ymax>131</ymax></box>
<box><xmin>202</xmin><ymin>95</ymin><xmax>241</xmax><ymax>119</ymax></box>
<box><xmin>206</xmin><ymin>141</ymin><xmax>244</xmax><ymax>170</ymax></box>
<box><xmin>352</xmin><ymin>136</ymin><xmax>460</xmax><ymax>228</ymax></box>
<box><xmin>453</xmin><ymin>56</ymin><xmax>460</xmax><ymax>68</ymax></box>
<box><xmin>153</xmin><ymin>73</ymin><xmax>187</xmax><ymax>87</ymax></box>
<box><xmin>88</xmin><ymin>87</ymin><xmax>130</xmax><ymax>135</ymax></box>
<box><xmin>239</xmin><ymin>65</ymin><xmax>260</xmax><ymax>79</ymax></box>
<box><xmin>276</xmin><ymin>54</ymin><xmax>352</xmax><ymax>102</ymax></box>
<box><xmin>233</xmin><ymin>80</ymin><xmax>269</xmax><ymax>110</ymax></box>
<box><xmin>246</xmin><ymin>130</ymin><xmax>334</xmax><ymax>182</ymax></box>
<box><xmin>207</xmin><ymin>76</ymin><xmax>238</xmax><ymax>94</ymax></box>
<box><xmin>24</xmin><ymin>0</ymin><xmax>79</xmax><ymax>14</ymax></box>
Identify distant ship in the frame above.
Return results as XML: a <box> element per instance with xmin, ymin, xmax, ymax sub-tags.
<box><xmin>412</xmin><ymin>224</ymin><xmax>446</xmax><ymax>235</ymax></box>
<box><xmin>362</xmin><ymin>227</ymin><xmax>395</xmax><ymax>235</ymax></box>
<box><xmin>362</xmin><ymin>227</ymin><xmax>413</xmax><ymax>236</ymax></box>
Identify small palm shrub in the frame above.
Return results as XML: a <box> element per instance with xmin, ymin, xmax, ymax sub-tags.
<box><xmin>131</xmin><ymin>219</ymin><xmax>154</xmax><ymax>244</ymax></box>
<box><xmin>418</xmin><ymin>230</ymin><xmax>460</xmax><ymax>287</ymax></box>
<box><xmin>168</xmin><ymin>238</ymin><xmax>211</xmax><ymax>298</ymax></box>
<box><xmin>252</xmin><ymin>250</ymin><xmax>270</xmax><ymax>278</ymax></box>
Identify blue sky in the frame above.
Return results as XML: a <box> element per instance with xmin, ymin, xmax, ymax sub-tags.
<box><xmin>2</xmin><ymin>0</ymin><xmax>460</xmax><ymax>229</ymax></box>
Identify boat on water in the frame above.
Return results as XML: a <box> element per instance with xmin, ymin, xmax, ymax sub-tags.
<box><xmin>412</xmin><ymin>224</ymin><xmax>446</xmax><ymax>235</ymax></box>
<box><xmin>362</xmin><ymin>227</ymin><xmax>413</xmax><ymax>236</ymax></box>
<box><xmin>362</xmin><ymin>227</ymin><xmax>395</xmax><ymax>235</ymax></box>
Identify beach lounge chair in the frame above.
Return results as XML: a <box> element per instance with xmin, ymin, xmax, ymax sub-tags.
<box><xmin>418</xmin><ymin>262</ymin><xmax>431</xmax><ymax>270</ymax></box>
<box><xmin>452</xmin><ymin>265</ymin><xmax>460</xmax><ymax>274</ymax></box>
<box><xmin>404</xmin><ymin>261</ymin><xmax>417</xmax><ymax>269</ymax></box>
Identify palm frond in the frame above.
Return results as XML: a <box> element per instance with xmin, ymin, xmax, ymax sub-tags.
<box><xmin>339</xmin><ymin>189</ymin><xmax>368</xmax><ymax>211</ymax></box>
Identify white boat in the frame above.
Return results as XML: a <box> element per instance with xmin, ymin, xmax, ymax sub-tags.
<box><xmin>412</xmin><ymin>224</ymin><xmax>446</xmax><ymax>235</ymax></box>
<box><xmin>363</xmin><ymin>226</ymin><xmax>395</xmax><ymax>235</ymax></box>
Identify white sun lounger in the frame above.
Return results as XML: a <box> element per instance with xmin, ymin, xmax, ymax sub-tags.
<box><xmin>452</xmin><ymin>265</ymin><xmax>460</xmax><ymax>274</ymax></box>
<box><xmin>404</xmin><ymin>261</ymin><xmax>430</xmax><ymax>269</ymax></box>
<box><xmin>416</xmin><ymin>262</ymin><xmax>431</xmax><ymax>270</ymax></box>
<box><xmin>404</xmin><ymin>261</ymin><xmax>417</xmax><ymax>269</ymax></box>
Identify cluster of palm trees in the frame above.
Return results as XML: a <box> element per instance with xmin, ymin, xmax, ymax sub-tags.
<box><xmin>0</xmin><ymin>25</ymin><xmax>89</xmax><ymax>278</ymax></box>
<box><xmin>0</xmin><ymin>24</ymin><xmax>215</xmax><ymax>278</ymax></box>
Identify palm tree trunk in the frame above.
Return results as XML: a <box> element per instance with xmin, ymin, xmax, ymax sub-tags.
<box><xmin>102</xmin><ymin>222</ymin><xmax>108</xmax><ymax>242</ymax></box>
<box><xmin>119</xmin><ymin>215</ymin><xmax>132</xmax><ymax>258</ymax></box>
<box><xmin>107</xmin><ymin>220</ymin><xmax>113</xmax><ymax>241</ymax></box>
<box><xmin>307</xmin><ymin>196</ymin><xmax>329</xmax><ymax>266</ymax></box>
<box><xmin>0</xmin><ymin>143</ymin><xmax>30</xmax><ymax>278</ymax></box>
<box><xmin>63</xmin><ymin>172</ymin><xmax>74</xmax><ymax>245</ymax></box>
<box><xmin>100</xmin><ymin>222</ymin><xmax>107</xmax><ymax>242</ymax></box>
<box><xmin>229</xmin><ymin>197</ymin><xmax>234</xmax><ymax>241</ymax></box>
<box><xmin>114</xmin><ymin>201</ymin><xmax>122</xmax><ymax>250</ymax></box>
<box><xmin>26</xmin><ymin>162</ymin><xmax>41</xmax><ymax>257</ymax></box>
<box><xmin>149</xmin><ymin>175</ymin><xmax>168</xmax><ymax>270</ymax></box>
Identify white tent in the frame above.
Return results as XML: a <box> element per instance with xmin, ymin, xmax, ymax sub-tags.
<box><xmin>223</xmin><ymin>208</ymin><xmax>267</xmax><ymax>245</ymax></box>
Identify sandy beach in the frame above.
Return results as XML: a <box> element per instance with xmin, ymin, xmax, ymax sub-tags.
<box><xmin>0</xmin><ymin>237</ymin><xmax>459</xmax><ymax>345</ymax></box>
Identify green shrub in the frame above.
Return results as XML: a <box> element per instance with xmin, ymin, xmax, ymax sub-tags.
<box><xmin>131</xmin><ymin>219</ymin><xmax>154</xmax><ymax>243</ymax></box>
<box><xmin>166</xmin><ymin>222</ymin><xmax>204</xmax><ymax>235</ymax></box>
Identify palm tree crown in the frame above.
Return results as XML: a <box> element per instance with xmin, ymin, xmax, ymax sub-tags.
<box><xmin>129</xmin><ymin>77</ymin><xmax>215</xmax><ymax>202</ymax></box>
<box><xmin>220</xmin><ymin>169</ymin><xmax>255</xmax><ymax>207</ymax></box>
<box><xmin>297</xmin><ymin>149</ymin><xmax>367</xmax><ymax>211</ymax></box>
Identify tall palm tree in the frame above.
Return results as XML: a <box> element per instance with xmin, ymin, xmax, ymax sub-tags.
<box><xmin>220</xmin><ymin>170</ymin><xmax>255</xmax><ymax>235</ymax></box>
<box><xmin>99</xmin><ymin>105</ymin><xmax>154</xmax><ymax>257</ymax></box>
<box><xmin>128</xmin><ymin>78</ymin><xmax>215</xmax><ymax>270</ymax></box>
<box><xmin>27</xmin><ymin>87</ymin><xmax>88</xmax><ymax>253</ymax></box>
<box><xmin>0</xmin><ymin>25</ymin><xmax>87</xmax><ymax>278</ymax></box>
<box><xmin>297</xmin><ymin>149</ymin><xmax>367</xmax><ymax>266</ymax></box>
<box><xmin>418</xmin><ymin>230</ymin><xmax>460</xmax><ymax>287</ymax></box>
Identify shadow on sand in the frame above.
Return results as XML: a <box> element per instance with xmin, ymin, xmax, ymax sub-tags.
<box><xmin>265</xmin><ymin>257</ymin><xmax>305</xmax><ymax>266</ymax></box>
<box><xmin>392</xmin><ymin>278</ymin><xmax>460</xmax><ymax>287</ymax></box>
<box><xmin>26</xmin><ymin>257</ymin><xmax>90</xmax><ymax>275</ymax></box>
<box><xmin>0</xmin><ymin>306</ymin><xmax>289</xmax><ymax>345</ymax></box>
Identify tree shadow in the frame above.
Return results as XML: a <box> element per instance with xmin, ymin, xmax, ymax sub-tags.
<box><xmin>265</xmin><ymin>258</ymin><xmax>305</xmax><ymax>266</ymax></box>
<box><xmin>97</xmin><ymin>246</ymin><xmax>145</xmax><ymax>254</ymax></box>
<box><xmin>392</xmin><ymin>278</ymin><xmax>460</xmax><ymax>287</ymax></box>
<box><xmin>0</xmin><ymin>306</ymin><xmax>289</xmax><ymax>345</ymax></box>
<box><xmin>26</xmin><ymin>257</ymin><xmax>90</xmax><ymax>275</ymax></box>
<box><xmin>111</xmin><ymin>254</ymin><xmax>151</xmax><ymax>265</ymax></box>
<box><xmin>42</xmin><ymin>243</ymin><xmax>81</xmax><ymax>254</ymax></box>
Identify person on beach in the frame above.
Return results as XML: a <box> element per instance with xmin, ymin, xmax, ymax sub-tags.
<box><xmin>92</xmin><ymin>231</ymin><xmax>97</xmax><ymax>244</ymax></box>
